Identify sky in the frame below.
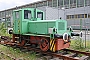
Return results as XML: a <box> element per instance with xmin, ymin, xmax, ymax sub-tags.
<box><xmin>0</xmin><ymin>0</ymin><xmax>41</xmax><ymax>11</ymax></box>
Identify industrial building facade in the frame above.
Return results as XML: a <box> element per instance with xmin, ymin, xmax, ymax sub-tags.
<box><xmin>0</xmin><ymin>0</ymin><xmax>90</xmax><ymax>29</ymax></box>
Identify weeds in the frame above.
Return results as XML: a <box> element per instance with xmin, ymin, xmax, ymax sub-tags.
<box><xmin>0</xmin><ymin>22</ymin><xmax>11</xmax><ymax>37</ymax></box>
<box><xmin>70</xmin><ymin>36</ymin><xmax>90</xmax><ymax>52</ymax></box>
<box><xmin>0</xmin><ymin>45</ymin><xmax>36</xmax><ymax>60</ymax></box>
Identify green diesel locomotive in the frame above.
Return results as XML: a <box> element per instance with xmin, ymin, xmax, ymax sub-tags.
<box><xmin>8</xmin><ymin>8</ymin><xmax>80</xmax><ymax>52</ymax></box>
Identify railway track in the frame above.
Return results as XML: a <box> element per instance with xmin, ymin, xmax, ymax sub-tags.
<box><xmin>0</xmin><ymin>36</ymin><xmax>90</xmax><ymax>60</ymax></box>
<box><xmin>4</xmin><ymin>43</ymin><xmax>90</xmax><ymax>60</ymax></box>
<box><xmin>20</xmin><ymin>46</ymin><xmax>90</xmax><ymax>60</ymax></box>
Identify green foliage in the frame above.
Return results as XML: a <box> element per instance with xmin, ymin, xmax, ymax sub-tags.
<box><xmin>0</xmin><ymin>53</ymin><xmax>12</xmax><ymax>60</ymax></box>
<box><xmin>0</xmin><ymin>22</ymin><xmax>11</xmax><ymax>36</ymax></box>
<box><xmin>0</xmin><ymin>22</ymin><xmax>6</xmax><ymax>35</ymax></box>
<box><xmin>70</xmin><ymin>37</ymin><xmax>90</xmax><ymax>51</ymax></box>
<box><xmin>0</xmin><ymin>45</ymin><xmax>36</xmax><ymax>60</ymax></box>
<box><xmin>71</xmin><ymin>37</ymin><xmax>84</xmax><ymax>49</ymax></box>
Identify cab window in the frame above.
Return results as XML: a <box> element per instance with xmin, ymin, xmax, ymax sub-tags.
<box><xmin>24</xmin><ymin>10</ymin><xmax>31</xmax><ymax>19</ymax></box>
<box><xmin>37</xmin><ymin>12</ymin><xmax>43</xmax><ymax>20</ymax></box>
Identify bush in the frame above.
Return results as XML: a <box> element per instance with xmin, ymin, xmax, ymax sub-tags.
<box><xmin>0</xmin><ymin>22</ymin><xmax>6</xmax><ymax>35</ymax></box>
<box><xmin>70</xmin><ymin>36</ymin><xmax>84</xmax><ymax>50</ymax></box>
<box><xmin>0</xmin><ymin>22</ymin><xmax>10</xmax><ymax>36</ymax></box>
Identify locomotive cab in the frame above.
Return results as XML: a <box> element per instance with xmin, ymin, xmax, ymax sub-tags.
<box><xmin>13</xmin><ymin>8</ymin><xmax>44</xmax><ymax>34</ymax></box>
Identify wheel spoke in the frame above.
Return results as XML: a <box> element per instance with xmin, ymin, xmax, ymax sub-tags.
<box><xmin>40</xmin><ymin>38</ymin><xmax>49</xmax><ymax>51</ymax></box>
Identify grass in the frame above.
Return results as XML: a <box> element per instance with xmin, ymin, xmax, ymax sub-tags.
<box><xmin>0</xmin><ymin>45</ymin><xmax>37</xmax><ymax>60</ymax></box>
<box><xmin>70</xmin><ymin>37</ymin><xmax>90</xmax><ymax>52</ymax></box>
<box><xmin>0</xmin><ymin>54</ymin><xmax>12</xmax><ymax>60</ymax></box>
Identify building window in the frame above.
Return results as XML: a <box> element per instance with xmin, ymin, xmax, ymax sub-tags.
<box><xmin>36</xmin><ymin>3</ymin><xmax>43</xmax><ymax>7</ymax></box>
<box><xmin>72</xmin><ymin>15</ymin><xmax>74</xmax><ymax>18</ymax></box>
<box><xmin>36</xmin><ymin>3</ymin><xmax>39</xmax><ymax>7</ymax></box>
<box><xmin>81</xmin><ymin>14</ymin><xmax>84</xmax><ymax>18</ymax></box>
<box><xmin>39</xmin><ymin>2</ymin><xmax>43</xmax><ymax>7</ymax></box>
<box><xmin>78</xmin><ymin>14</ymin><xmax>80</xmax><ymax>18</ymax></box>
<box><xmin>85</xmin><ymin>0</ymin><xmax>90</xmax><ymax>6</ymax></box>
<box><xmin>43</xmin><ymin>1</ymin><xmax>47</xmax><ymax>6</ymax></box>
<box><xmin>74</xmin><ymin>15</ymin><xmax>77</xmax><ymax>18</ymax></box>
<box><xmin>66</xmin><ymin>14</ymin><xmax>87</xmax><ymax>19</ymax></box>
<box><xmin>48</xmin><ymin>1</ymin><xmax>52</xmax><ymax>7</ymax></box>
<box><xmin>88</xmin><ymin>14</ymin><xmax>90</xmax><ymax>18</ymax></box>
<box><xmin>53</xmin><ymin>0</ymin><xmax>57</xmax><ymax>7</ymax></box>
<box><xmin>84</xmin><ymin>14</ymin><xmax>87</xmax><ymax>18</ymax></box>
<box><xmin>70</xmin><ymin>0</ymin><xmax>76</xmax><ymax>8</ymax></box>
<box><xmin>69</xmin><ymin>15</ymin><xmax>72</xmax><ymax>19</ymax></box>
<box><xmin>64</xmin><ymin>0</ymin><xmax>69</xmax><ymax>8</ymax></box>
<box><xmin>58</xmin><ymin>0</ymin><xmax>63</xmax><ymax>7</ymax></box>
<box><xmin>77</xmin><ymin>0</ymin><xmax>84</xmax><ymax>7</ymax></box>
<box><xmin>2</xmin><ymin>12</ymin><xmax>5</xmax><ymax>18</ymax></box>
<box><xmin>66</xmin><ymin>15</ymin><xmax>69</xmax><ymax>19</ymax></box>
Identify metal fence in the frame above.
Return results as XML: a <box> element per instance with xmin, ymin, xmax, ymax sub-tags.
<box><xmin>72</xmin><ymin>30</ymin><xmax>90</xmax><ymax>48</ymax></box>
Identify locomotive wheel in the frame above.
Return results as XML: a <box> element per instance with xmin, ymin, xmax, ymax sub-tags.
<box><xmin>40</xmin><ymin>38</ymin><xmax>49</xmax><ymax>51</ymax></box>
<box><xmin>20</xmin><ymin>40</ymin><xmax>25</xmax><ymax>46</ymax></box>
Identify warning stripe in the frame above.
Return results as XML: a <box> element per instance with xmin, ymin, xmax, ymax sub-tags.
<box><xmin>50</xmin><ymin>39</ymin><xmax>56</xmax><ymax>52</ymax></box>
<box><xmin>52</xmin><ymin>39</ymin><xmax>56</xmax><ymax>52</ymax></box>
<box><xmin>51</xmin><ymin>39</ymin><xmax>55</xmax><ymax>50</ymax></box>
<box><xmin>53</xmin><ymin>43</ymin><xmax>55</xmax><ymax>52</ymax></box>
<box><xmin>50</xmin><ymin>39</ymin><xmax>53</xmax><ymax>46</ymax></box>
<box><xmin>50</xmin><ymin>39</ymin><xmax>53</xmax><ymax>51</ymax></box>
<box><xmin>50</xmin><ymin>39</ymin><xmax>55</xmax><ymax>51</ymax></box>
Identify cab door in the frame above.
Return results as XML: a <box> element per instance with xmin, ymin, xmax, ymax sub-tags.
<box><xmin>13</xmin><ymin>10</ymin><xmax>22</xmax><ymax>34</ymax></box>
